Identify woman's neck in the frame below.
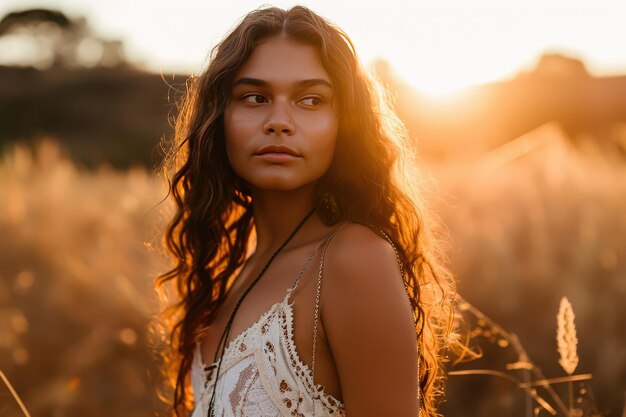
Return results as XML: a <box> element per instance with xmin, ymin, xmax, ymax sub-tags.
<box><xmin>250</xmin><ymin>185</ymin><xmax>322</xmax><ymax>256</ymax></box>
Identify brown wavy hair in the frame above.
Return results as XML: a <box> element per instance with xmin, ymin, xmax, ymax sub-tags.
<box><xmin>153</xmin><ymin>5</ymin><xmax>456</xmax><ymax>416</ymax></box>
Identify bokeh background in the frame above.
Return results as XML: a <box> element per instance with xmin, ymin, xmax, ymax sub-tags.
<box><xmin>0</xmin><ymin>1</ymin><xmax>624</xmax><ymax>416</ymax></box>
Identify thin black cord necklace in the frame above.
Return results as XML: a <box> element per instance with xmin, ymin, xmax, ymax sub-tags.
<box><xmin>207</xmin><ymin>207</ymin><xmax>316</xmax><ymax>417</ymax></box>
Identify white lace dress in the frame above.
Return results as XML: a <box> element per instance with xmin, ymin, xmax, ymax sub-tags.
<box><xmin>191</xmin><ymin>235</ymin><xmax>346</xmax><ymax>417</ymax></box>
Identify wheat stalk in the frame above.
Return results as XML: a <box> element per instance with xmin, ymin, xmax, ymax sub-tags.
<box><xmin>455</xmin><ymin>297</ymin><xmax>568</xmax><ymax>415</ymax></box>
<box><xmin>455</xmin><ymin>295</ymin><xmax>595</xmax><ymax>416</ymax></box>
<box><xmin>556</xmin><ymin>296</ymin><xmax>580</xmax><ymax>416</ymax></box>
<box><xmin>557</xmin><ymin>297</ymin><xmax>579</xmax><ymax>376</ymax></box>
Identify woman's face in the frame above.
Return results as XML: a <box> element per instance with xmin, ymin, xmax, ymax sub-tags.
<box><xmin>223</xmin><ymin>36</ymin><xmax>339</xmax><ymax>193</ymax></box>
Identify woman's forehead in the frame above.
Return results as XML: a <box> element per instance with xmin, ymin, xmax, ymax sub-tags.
<box><xmin>234</xmin><ymin>37</ymin><xmax>332</xmax><ymax>87</ymax></box>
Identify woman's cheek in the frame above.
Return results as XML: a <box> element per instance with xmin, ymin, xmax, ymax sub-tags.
<box><xmin>316</xmin><ymin>114</ymin><xmax>339</xmax><ymax>162</ymax></box>
<box><xmin>224</xmin><ymin>108</ymin><xmax>252</xmax><ymax>168</ymax></box>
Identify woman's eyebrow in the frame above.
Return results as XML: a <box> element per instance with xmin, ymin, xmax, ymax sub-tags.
<box><xmin>298</xmin><ymin>78</ymin><xmax>334</xmax><ymax>89</ymax></box>
<box><xmin>232</xmin><ymin>77</ymin><xmax>267</xmax><ymax>88</ymax></box>
<box><xmin>232</xmin><ymin>77</ymin><xmax>334</xmax><ymax>89</ymax></box>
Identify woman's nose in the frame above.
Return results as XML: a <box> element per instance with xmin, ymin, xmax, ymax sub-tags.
<box><xmin>263</xmin><ymin>100</ymin><xmax>295</xmax><ymax>135</ymax></box>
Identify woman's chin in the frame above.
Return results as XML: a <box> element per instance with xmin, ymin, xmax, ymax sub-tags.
<box><xmin>246</xmin><ymin>178</ymin><xmax>319</xmax><ymax>194</ymax></box>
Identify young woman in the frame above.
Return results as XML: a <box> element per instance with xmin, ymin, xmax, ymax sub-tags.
<box><xmin>155</xmin><ymin>5</ymin><xmax>456</xmax><ymax>417</ymax></box>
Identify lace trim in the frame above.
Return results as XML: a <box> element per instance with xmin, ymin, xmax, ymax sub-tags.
<box><xmin>196</xmin><ymin>291</ymin><xmax>344</xmax><ymax>414</ymax></box>
<box><xmin>199</xmin><ymin>299</ymin><xmax>284</xmax><ymax>377</ymax></box>
<box><xmin>199</xmin><ymin>273</ymin><xmax>303</xmax><ymax>374</ymax></box>
<box><xmin>281</xmin><ymin>289</ymin><xmax>344</xmax><ymax>412</ymax></box>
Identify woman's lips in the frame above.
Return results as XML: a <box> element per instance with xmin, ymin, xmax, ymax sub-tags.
<box><xmin>254</xmin><ymin>152</ymin><xmax>300</xmax><ymax>163</ymax></box>
<box><xmin>254</xmin><ymin>145</ymin><xmax>301</xmax><ymax>163</ymax></box>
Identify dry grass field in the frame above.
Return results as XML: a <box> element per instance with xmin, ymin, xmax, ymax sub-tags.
<box><xmin>0</xmin><ymin>138</ymin><xmax>171</xmax><ymax>417</ymax></box>
<box><xmin>434</xmin><ymin>123</ymin><xmax>626</xmax><ymax>416</ymax></box>
<box><xmin>0</xmin><ymin>123</ymin><xmax>624</xmax><ymax>416</ymax></box>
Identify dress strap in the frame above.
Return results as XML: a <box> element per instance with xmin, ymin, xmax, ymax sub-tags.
<box><xmin>286</xmin><ymin>239</ymin><xmax>325</xmax><ymax>297</ymax></box>
<box><xmin>311</xmin><ymin>222</ymin><xmax>349</xmax><ymax>385</ymax></box>
<box><xmin>287</xmin><ymin>222</ymin><xmax>351</xmax><ymax>295</ymax></box>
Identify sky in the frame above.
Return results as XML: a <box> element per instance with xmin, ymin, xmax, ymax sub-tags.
<box><xmin>1</xmin><ymin>0</ymin><xmax>625</xmax><ymax>94</ymax></box>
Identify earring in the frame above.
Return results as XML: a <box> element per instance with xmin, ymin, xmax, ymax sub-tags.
<box><xmin>317</xmin><ymin>192</ymin><xmax>340</xmax><ymax>225</ymax></box>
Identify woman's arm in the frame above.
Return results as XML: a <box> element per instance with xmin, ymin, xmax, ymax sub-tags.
<box><xmin>322</xmin><ymin>224</ymin><xmax>419</xmax><ymax>416</ymax></box>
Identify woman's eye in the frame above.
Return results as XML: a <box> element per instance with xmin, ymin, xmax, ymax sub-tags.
<box><xmin>300</xmin><ymin>97</ymin><xmax>322</xmax><ymax>107</ymax></box>
<box><xmin>242</xmin><ymin>94</ymin><xmax>267</xmax><ymax>104</ymax></box>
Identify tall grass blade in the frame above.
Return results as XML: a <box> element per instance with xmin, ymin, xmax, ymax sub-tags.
<box><xmin>0</xmin><ymin>370</ymin><xmax>32</xmax><ymax>417</ymax></box>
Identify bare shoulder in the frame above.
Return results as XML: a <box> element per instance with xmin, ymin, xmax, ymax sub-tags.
<box><xmin>323</xmin><ymin>223</ymin><xmax>403</xmax><ymax>293</ymax></box>
<box><xmin>321</xmin><ymin>223</ymin><xmax>419</xmax><ymax>416</ymax></box>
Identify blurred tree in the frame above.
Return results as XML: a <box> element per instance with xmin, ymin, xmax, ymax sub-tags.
<box><xmin>532</xmin><ymin>53</ymin><xmax>588</xmax><ymax>78</ymax></box>
<box><xmin>0</xmin><ymin>8</ymin><xmax>126</xmax><ymax>69</ymax></box>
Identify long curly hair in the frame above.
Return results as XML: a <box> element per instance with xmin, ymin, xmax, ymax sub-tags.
<box><xmin>153</xmin><ymin>5</ymin><xmax>456</xmax><ymax>416</ymax></box>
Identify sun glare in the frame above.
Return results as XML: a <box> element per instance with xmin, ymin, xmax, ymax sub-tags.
<box><xmin>392</xmin><ymin>63</ymin><xmax>495</xmax><ymax>100</ymax></box>
<box><xmin>391</xmin><ymin>49</ymin><xmax>526</xmax><ymax>100</ymax></box>
<box><xmin>412</xmin><ymin>78</ymin><xmax>473</xmax><ymax>99</ymax></box>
